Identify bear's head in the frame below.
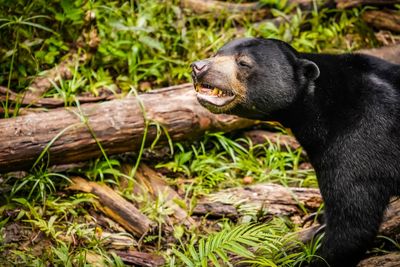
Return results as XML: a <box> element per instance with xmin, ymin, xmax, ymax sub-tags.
<box><xmin>191</xmin><ymin>38</ymin><xmax>319</xmax><ymax>120</ymax></box>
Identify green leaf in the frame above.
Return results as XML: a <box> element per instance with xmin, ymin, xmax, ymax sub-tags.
<box><xmin>172</xmin><ymin>248</ymin><xmax>195</xmax><ymax>267</ymax></box>
<box><xmin>139</xmin><ymin>35</ymin><xmax>165</xmax><ymax>53</ymax></box>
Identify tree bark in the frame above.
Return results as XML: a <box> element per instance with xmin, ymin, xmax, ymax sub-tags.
<box><xmin>379</xmin><ymin>198</ymin><xmax>400</xmax><ymax>240</ymax></box>
<box><xmin>112</xmin><ymin>250</ymin><xmax>165</xmax><ymax>267</ymax></box>
<box><xmin>181</xmin><ymin>0</ymin><xmax>324</xmax><ymax>18</ymax></box>
<box><xmin>296</xmin><ymin>198</ymin><xmax>400</xmax><ymax>245</ymax></box>
<box><xmin>243</xmin><ymin>130</ymin><xmax>302</xmax><ymax>152</ymax></box>
<box><xmin>358</xmin><ymin>253</ymin><xmax>400</xmax><ymax>267</ymax></box>
<box><xmin>358</xmin><ymin>44</ymin><xmax>400</xmax><ymax>65</ymax></box>
<box><xmin>0</xmin><ymin>86</ymin><xmax>110</xmax><ymax>108</ymax></box>
<box><xmin>363</xmin><ymin>10</ymin><xmax>400</xmax><ymax>33</ymax></box>
<box><xmin>336</xmin><ymin>0</ymin><xmax>400</xmax><ymax>9</ymax></box>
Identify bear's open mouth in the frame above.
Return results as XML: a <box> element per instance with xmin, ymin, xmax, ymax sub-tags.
<box><xmin>194</xmin><ymin>83</ymin><xmax>235</xmax><ymax>107</ymax></box>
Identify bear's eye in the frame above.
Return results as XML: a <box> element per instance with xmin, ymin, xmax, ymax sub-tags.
<box><xmin>237</xmin><ymin>60</ymin><xmax>252</xmax><ymax>68</ymax></box>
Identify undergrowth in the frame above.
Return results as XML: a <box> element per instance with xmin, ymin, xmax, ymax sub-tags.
<box><xmin>0</xmin><ymin>0</ymin><xmax>396</xmax><ymax>266</ymax></box>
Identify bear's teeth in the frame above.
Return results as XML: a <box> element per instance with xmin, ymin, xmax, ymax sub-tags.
<box><xmin>212</xmin><ymin>88</ymin><xmax>219</xmax><ymax>95</ymax></box>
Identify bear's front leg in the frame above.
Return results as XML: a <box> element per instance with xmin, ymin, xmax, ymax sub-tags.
<box><xmin>309</xmin><ymin>180</ymin><xmax>390</xmax><ymax>267</ymax></box>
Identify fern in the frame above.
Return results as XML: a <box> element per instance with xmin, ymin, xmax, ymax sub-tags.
<box><xmin>172</xmin><ymin>223</ymin><xmax>279</xmax><ymax>267</ymax></box>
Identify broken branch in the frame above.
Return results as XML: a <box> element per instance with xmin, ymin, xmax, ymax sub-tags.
<box><xmin>68</xmin><ymin>177</ymin><xmax>154</xmax><ymax>237</ymax></box>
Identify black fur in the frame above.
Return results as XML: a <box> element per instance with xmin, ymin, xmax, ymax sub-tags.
<box><xmin>193</xmin><ymin>38</ymin><xmax>400</xmax><ymax>267</ymax></box>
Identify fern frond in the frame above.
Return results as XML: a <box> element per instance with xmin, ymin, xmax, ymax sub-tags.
<box><xmin>173</xmin><ymin>223</ymin><xmax>272</xmax><ymax>266</ymax></box>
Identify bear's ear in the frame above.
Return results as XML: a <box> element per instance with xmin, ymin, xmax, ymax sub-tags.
<box><xmin>298</xmin><ymin>59</ymin><xmax>320</xmax><ymax>81</ymax></box>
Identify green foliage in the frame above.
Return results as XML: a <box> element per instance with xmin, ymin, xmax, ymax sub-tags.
<box><xmin>8</xmin><ymin>168</ymin><xmax>70</xmax><ymax>203</ymax></box>
<box><xmin>173</xmin><ymin>223</ymin><xmax>271</xmax><ymax>267</ymax></box>
<box><xmin>247</xmin><ymin>6</ymin><xmax>376</xmax><ymax>53</ymax></box>
<box><xmin>158</xmin><ymin>132</ymin><xmax>315</xmax><ymax>195</ymax></box>
<box><xmin>0</xmin><ymin>0</ymin><xmax>87</xmax><ymax>89</ymax></box>
<box><xmin>172</xmin><ymin>219</ymin><xmax>316</xmax><ymax>267</ymax></box>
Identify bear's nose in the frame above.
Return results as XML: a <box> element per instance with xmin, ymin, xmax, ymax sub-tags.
<box><xmin>191</xmin><ymin>60</ymin><xmax>209</xmax><ymax>77</ymax></box>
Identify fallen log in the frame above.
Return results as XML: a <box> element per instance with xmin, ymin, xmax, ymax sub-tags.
<box><xmin>0</xmin><ymin>84</ymin><xmax>255</xmax><ymax>172</ymax></box>
<box><xmin>193</xmin><ymin>183</ymin><xmax>322</xmax><ymax>219</ymax></box>
<box><xmin>358</xmin><ymin>253</ymin><xmax>400</xmax><ymax>267</ymax></box>
<box><xmin>336</xmin><ymin>0</ymin><xmax>400</xmax><ymax>9</ymax></box>
<box><xmin>0</xmin><ymin>86</ymin><xmax>110</xmax><ymax>108</ymax></box>
<box><xmin>112</xmin><ymin>250</ymin><xmax>165</xmax><ymax>267</ymax></box>
<box><xmin>67</xmin><ymin>177</ymin><xmax>154</xmax><ymax>237</ymax></box>
<box><xmin>363</xmin><ymin>10</ymin><xmax>400</xmax><ymax>33</ymax></box>
<box><xmin>180</xmin><ymin>0</ymin><xmax>270</xmax><ymax>21</ymax></box>
<box><xmin>195</xmin><ymin>183</ymin><xmax>400</xmax><ymax>242</ymax></box>
<box><xmin>379</xmin><ymin>198</ymin><xmax>400</xmax><ymax>240</ymax></box>
<box><xmin>358</xmin><ymin>44</ymin><xmax>400</xmax><ymax>65</ymax></box>
<box><xmin>296</xmin><ymin>198</ymin><xmax>400</xmax><ymax>245</ymax></box>
<box><xmin>181</xmin><ymin>0</ymin><xmax>321</xmax><ymax>19</ymax></box>
<box><xmin>132</xmin><ymin>164</ymin><xmax>196</xmax><ymax>228</ymax></box>
<box><xmin>243</xmin><ymin>130</ymin><xmax>302</xmax><ymax>152</ymax></box>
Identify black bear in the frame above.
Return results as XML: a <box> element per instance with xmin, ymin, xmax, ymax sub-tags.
<box><xmin>191</xmin><ymin>37</ymin><xmax>400</xmax><ymax>267</ymax></box>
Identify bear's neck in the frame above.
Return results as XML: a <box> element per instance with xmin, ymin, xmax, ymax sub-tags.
<box><xmin>276</xmin><ymin>53</ymin><xmax>399</xmax><ymax>163</ymax></box>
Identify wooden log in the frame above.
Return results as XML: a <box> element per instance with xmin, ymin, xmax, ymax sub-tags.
<box><xmin>358</xmin><ymin>44</ymin><xmax>400</xmax><ymax>65</ymax></box>
<box><xmin>195</xmin><ymin>183</ymin><xmax>400</xmax><ymax>243</ymax></box>
<box><xmin>192</xmin><ymin>183</ymin><xmax>323</xmax><ymax>218</ymax></box>
<box><xmin>0</xmin><ymin>83</ymin><xmax>255</xmax><ymax>173</ymax></box>
<box><xmin>296</xmin><ymin>198</ymin><xmax>400</xmax><ymax>245</ymax></box>
<box><xmin>363</xmin><ymin>10</ymin><xmax>400</xmax><ymax>33</ymax></box>
<box><xmin>67</xmin><ymin>177</ymin><xmax>154</xmax><ymax>237</ymax></box>
<box><xmin>99</xmin><ymin>232</ymin><xmax>137</xmax><ymax>250</ymax></box>
<box><xmin>112</xmin><ymin>250</ymin><xmax>165</xmax><ymax>267</ymax></box>
<box><xmin>336</xmin><ymin>0</ymin><xmax>400</xmax><ymax>9</ymax></box>
<box><xmin>358</xmin><ymin>253</ymin><xmax>400</xmax><ymax>267</ymax></box>
<box><xmin>133</xmin><ymin>164</ymin><xmax>196</xmax><ymax>228</ymax></box>
<box><xmin>379</xmin><ymin>198</ymin><xmax>400</xmax><ymax>240</ymax></box>
<box><xmin>243</xmin><ymin>130</ymin><xmax>302</xmax><ymax>151</ymax></box>
<box><xmin>181</xmin><ymin>0</ymin><xmax>323</xmax><ymax>19</ymax></box>
<box><xmin>180</xmin><ymin>0</ymin><xmax>270</xmax><ymax>21</ymax></box>
<box><xmin>0</xmin><ymin>86</ymin><xmax>110</xmax><ymax>108</ymax></box>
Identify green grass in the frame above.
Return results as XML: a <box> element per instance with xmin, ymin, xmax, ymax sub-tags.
<box><xmin>157</xmin><ymin>132</ymin><xmax>315</xmax><ymax>196</ymax></box>
<box><xmin>0</xmin><ymin>0</ymin><xmax>397</xmax><ymax>266</ymax></box>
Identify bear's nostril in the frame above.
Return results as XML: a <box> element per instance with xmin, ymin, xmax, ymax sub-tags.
<box><xmin>192</xmin><ymin>60</ymin><xmax>208</xmax><ymax>75</ymax></box>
